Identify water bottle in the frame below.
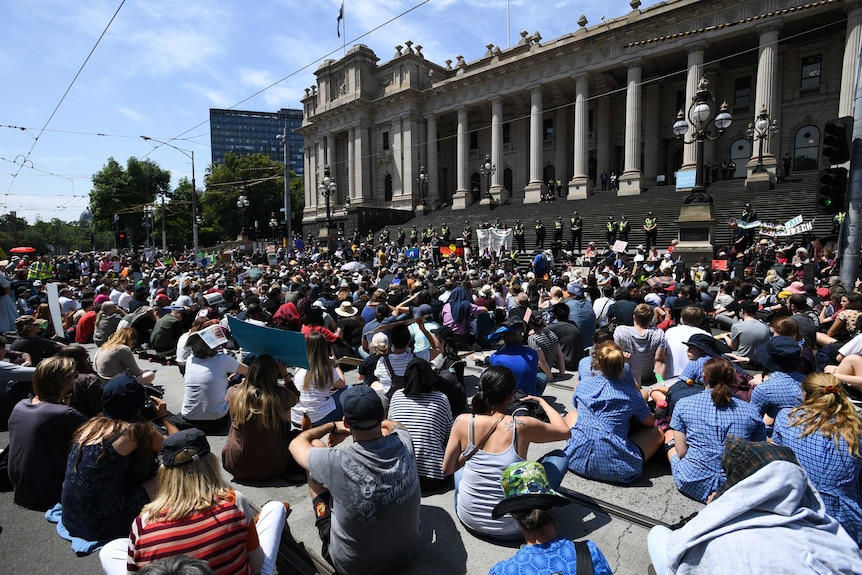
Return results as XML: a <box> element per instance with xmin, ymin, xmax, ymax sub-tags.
<box><xmin>655</xmin><ymin>399</ymin><xmax>668</xmax><ymax>419</ymax></box>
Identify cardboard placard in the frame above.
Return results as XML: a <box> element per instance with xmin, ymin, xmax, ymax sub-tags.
<box><xmin>227</xmin><ymin>315</ymin><xmax>309</xmax><ymax>368</ymax></box>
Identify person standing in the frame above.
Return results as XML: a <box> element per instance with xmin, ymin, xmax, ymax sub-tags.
<box><xmin>289</xmin><ymin>386</ymin><xmax>421</xmax><ymax>575</ymax></box>
<box><xmin>553</xmin><ymin>217</ymin><xmax>563</xmax><ymax>245</ymax></box>
<box><xmin>741</xmin><ymin>203</ymin><xmax>757</xmax><ymax>247</ymax></box>
<box><xmin>782</xmin><ymin>153</ymin><xmax>792</xmax><ymax>178</ymax></box>
<box><xmin>535</xmin><ymin>220</ymin><xmax>546</xmax><ymax>250</ymax></box>
<box><xmin>600</xmin><ymin>171</ymin><xmax>608</xmax><ymax>192</ymax></box>
<box><xmin>728</xmin><ymin>160</ymin><xmax>737</xmax><ymax>179</ymax></box>
<box><xmin>463</xmin><ymin>220</ymin><xmax>472</xmax><ymax>245</ymax></box>
<box><xmin>513</xmin><ymin>220</ymin><xmax>526</xmax><ymax>253</ymax></box>
<box><xmin>396</xmin><ymin>227</ymin><xmax>405</xmax><ymax>247</ymax></box>
<box><xmin>605</xmin><ymin>216</ymin><xmax>617</xmax><ymax>248</ymax></box>
<box><xmin>618</xmin><ymin>216</ymin><xmax>630</xmax><ymax>244</ymax></box>
<box><xmin>570</xmin><ymin>211</ymin><xmax>583</xmax><ymax>253</ymax></box>
<box><xmin>441</xmin><ymin>222</ymin><xmax>450</xmax><ymax>243</ymax></box>
<box><xmin>643</xmin><ymin>211</ymin><xmax>658</xmax><ymax>251</ymax></box>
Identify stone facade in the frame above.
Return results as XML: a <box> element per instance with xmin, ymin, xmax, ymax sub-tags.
<box><xmin>297</xmin><ymin>0</ymin><xmax>858</xmax><ymax>232</ymax></box>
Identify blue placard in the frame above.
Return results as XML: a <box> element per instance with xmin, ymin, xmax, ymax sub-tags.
<box><xmin>675</xmin><ymin>170</ymin><xmax>697</xmax><ymax>190</ymax></box>
<box><xmin>227</xmin><ymin>315</ymin><xmax>309</xmax><ymax>369</ymax></box>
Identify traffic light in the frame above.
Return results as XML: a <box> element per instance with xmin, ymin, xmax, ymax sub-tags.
<box><xmin>823</xmin><ymin>116</ymin><xmax>853</xmax><ymax>164</ymax></box>
<box><xmin>118</xmin><ymin>232</ymin><xmax>127</xmax><ymax>243</ymax></box>
<box><xmin>817</xmin><ymin>167</ymin><xmax>847</xmax><ymax>214</ymax></box>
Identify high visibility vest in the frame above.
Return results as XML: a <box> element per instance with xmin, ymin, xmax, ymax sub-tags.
<box><xmin>835</xmin><ymin>212</ymin><xmax>847</xmax><ymax>225</ymax></box>
<box><xmin>607</xmin><ymin>222</ymin><xmax>616</xmax><ymax>232</ymax></box>
<box><xmin>571</xmin><ymin>217</ymin><xmax>581</xmax><ymax>229</ymax></box>
<box><xmin>514</xmin><ymin>225</ymin><xmax>524</xmax><ymax>235</ymax></box>
<box><xmin>555</xmin><ymin>221</ymin><xmax>563</xmax><ymax>230</ymax></box>
<box><xmin>619</xmin><ymin>221</ymin><xmax>630</xmax><ymax>233</ymax></box>
<box><xmin>27</xmin><ymin>262</ymin><xmax>42</xmax><ymax>279</ymax></box>
<box><xmin>536</xmin><ymin>223</ymin><xmax>544</xmax><ymax>231</ymax></box>
<box><xmin>645</xmin><ymin>217</ymin><xmax>656</xmax><ymax>228</ymax></box>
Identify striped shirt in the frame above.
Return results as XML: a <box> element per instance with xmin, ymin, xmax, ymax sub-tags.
<box><xmin>388</xmin><ymin>390</ymin><xmax>453</xmax><ymax>480</ymax></box>
<box><xmin>128</xmin><ymin>489</ymin><xmax>255</xmax><ymax>575</ymax></box>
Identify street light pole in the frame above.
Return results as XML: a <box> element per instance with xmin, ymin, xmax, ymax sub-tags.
<box><xmin>317</xmin><ymin>165</ymin><xmax>336</xmax><ymax>228</ymax></box>
<box><xmin>140</xmin><ymin>136</ymin><xmax>198</xmax><ymax>259</ymax></box>
<box><xmin>480</xmin><ymin>153</ymin><xmax>496</xmax><ymax>200</ymax></box>
<box><xmin>236</xmin><ymin>193</ymin><xmax>250</xmax><ymax>238</ymax></box>
<box><xmin>748</xmin><ymin>107</ymin><xmax>779</xmax><ymax>174</ymax></box>
<box><xmin>417</xmin><ymin>166</ymin><xmax>428</xmax><ymax>207</ymax></box>
<box><xmin>276</xmin><ymin>125</ymin><xmax>291</xmax><ymax>246</ymax></box>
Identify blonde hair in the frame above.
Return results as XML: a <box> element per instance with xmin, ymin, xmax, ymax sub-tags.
<box><xmin>633</xmin><ymin>303</ymin><xmax>653</xmax><ymax>327</ymax></box>
<box><xmin>304</xmin><ymin>332</ymin><xmax>334</xmax><ymax>391</ymax></box>
<box><xmin>142</xmin><ymin>453</ymin><xmax>232</xmax><ymax>522</ymax></box>
<box><xmin>102</xmin><ymin>326</ymin><xmax>136</xmax><ymax>351</ymax></box>
<box><xmin>593</xmin><ymin>342</ymin><xmax>625</xmax><ymax>379</ymax></box>
<box><xmin>229</xmin><ymin>355</ymin><xmax>297</xmax><ymax>429</ymax></box>
<box><xmin>33</xmin><ymin>356</ymin><xmax>75</xmax><ymax>401</ymax></box>
<box><xmin>789</xmin><ymin>373</ymin><xmax>862</xmax><ymax>458</ymax></box>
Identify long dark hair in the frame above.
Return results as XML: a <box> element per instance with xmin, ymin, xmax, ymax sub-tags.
<box><xmin>702</xmin><ymin>357</ymin><xmax>734</xmax><ymax>406</ymax></box>
<box><xmin>472</xmin><ymin>366</ymin><xmax>515</xmax><ymax>414</ymax></box>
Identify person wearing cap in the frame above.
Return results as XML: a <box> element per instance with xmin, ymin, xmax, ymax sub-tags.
<box><xmin>569</xmin><ymin>211</ymin><xmax>583</xmax><ymax>253</ymax></box>
<box><xmin>149</xmin><ymin>306</ymin><xmax>185</xmax><ymax>353</ymax></box>
<box><xmin>7</xmin><ymin>356</ymin><xmax>88</xmax><ymax>509</ymax></box>
<box><xmin>647</xmin><ymin>437</ymin><xmax>862</xmax><ymax>575</ymax></box>
<box><xmin>663</xmin><ymin>357</ymin><xmax>765</xmax><ymax>502</ymax></box>
<box><xmin>60</xmin><ymin>373</ymin><xmax>179</xmax><ymax>543</ymax></box>
<box><xmin>99</xmin><ymin>428</ymin><xmax>286</xmax><ymax>575</ymax></box>
<box><xmin>605</xmin><ymin>216</ymin><xmax>617</xmax><ymax>247</ymax></box>
<box><xmin>534</xmin><ymin>219</ymin><xmax>546</xmax><ymax>250</ymax></box>
<box><xmin>643</xmin><ymin>211</ymin><xmax>658</xmax><ymax>251</ymax></box>
<box><xmin>750</xmin><ymin>336</ymin><xmax>803</xmax><ymax>426</ymax></box>
<box><xmin>473</xmin><ymin>320</ymin><xmax>547</xmax><ymax>396</ymax></box>
<box><xmin>9</xmin><ymin>313</ymin><xmax>66</xmax><ymax>366</ymax></box>
<box><xmin>488</xmin><ymin>461</ymin><xmax>613</xmax><ymax>575</ymax></box>
<box><xmin>289</xmin><ymin>385</ymin><xmax>421</xmax><ymax>575</ymax></box>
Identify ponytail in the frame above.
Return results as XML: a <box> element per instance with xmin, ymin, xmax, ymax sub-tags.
<box><xmin>702</xmin><ymin>358</ymin><xmax>735</xmax><ymax>406</ymax></box>
<box><xmin>472</xmin><ymin>366</ymin><xmax>515</xmax><ymax>415</ymax></box>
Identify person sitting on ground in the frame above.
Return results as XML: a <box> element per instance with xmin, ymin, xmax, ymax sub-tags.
<box><xmin>59</xmin><ymin>344</ymin><xmax>105</xmax><ymax>418</ymax></box>
<box><xmin>9</xmin><ymin>314</ymin><xmax>66</xmax><ymax>366</ymax></box>
<box><xmin>769</xmin><ymin>315</ymin><xmax>816</xmax><ymax>376</ymax></box>
<box><xmin>664</xmin><ymin>358</ymin><xmax>766</xmax><ymax>502</ymax></box>
<box><xmin>99</xmin><ymin>428</ymin><xmax>286</xmax><ymax>575</ymax></box>
<box><xmin>288</xmin><ymin>385</ymin><xmax>421</xmax><ymax>575</ymax></box>
<box><xmin>94</xmin><ymin>327</ymin><xmax>156</xmax><ymax>384</ymax></box>
<box><xmin>74</xmin><ymin>299</ymin><xmax>97</xmax><ymax>344</ymax></box>
<box><xmin>442</xmin><ymin>366</ymin><xmax>571</xmax><ymax>541</ymax></box>
<box><xmin>442</xmin><ymin>286</ymin><xmax>487</xmax><ymax>350</ymax></box>
<box><xmin>473</xmin><ymin>320</ymin><xmax>547</xmax><ymax>396</ymax></box>
<box><xmin>564</xmin><ymin>342</ymin><xmax>663</xmax><ymax>484</ymax></box>
<box><xmin>716</xmin><ymin>300</ymin><xmax>769</xmax><ymax>366</ymax></box>
<box><xmin>647</xmin><ymin>437</ymin><xmax>862</xmax><ymax>575</ymax></box>
<box><xmin>136</xmin><ymin>555</ymin><xmax>215</xmax><ymax>575</ymax></box>
<box><xmin>222</xmin><ymin>355</ymin><xmax>300</xmax><ymax>481</ymax></box>
<box><xmin>93</xmin><ymin>302</ymin><xmax>126</xmax><ymax>347</ymax></box>
<box><xmin>290</xmin><ymin>332</ymin><xmax>346</xmax><ymax>428</ymax></box>
<box><xmin>61</xmin><ymin>374</ymin><xmax>179</xmax><ymax>543</ymax></box>
<box><xmin>373</xmin><ymin>321</ymin><xmax>439</xmax><ymax>409</ymax></box>
<box><xmin>547</xmin><ymin>301</ymin><xmax>584</xmax><ymax>371</ymax></box>
<box><xmin>772</xmin><ymin>372</ymin><xmax>862</xmax><ymax>546</ymax></box>
<box><xmin>149</xmin><ymin>307</ymin><xmax>185</xmax><ymax>353</ymax></box>
<box><xmin>750</xmin><ymin>336</ymin><xmax>803</xmax><ymax>429</ymax></box>
<box><xmin>357</xmin><ymin>332</ymin><xmax>388</xmax><ymax>386</ymax></box>
<box><xmin>489</xmin><ymin>461</ymin><xmax>613</xmax><ymax>575</ymax></box>
<box><xmin>527</xmin><ymin>314</ymin><xmax>567</xmax><ymax>381</ymax></box>
<box><xmin>613</xmin><ymin>303</ymin><xmax>668</xmax><ymax>387</ymax></box>
<box><xmin>663</xmin><ymin>305</ymin><xmax>710</xmax><ymax>378</ymax></box>
<box><xmin>7</xmin><ymin>356</ymin><xmax>88</xmax><ymax>509</ymax></box>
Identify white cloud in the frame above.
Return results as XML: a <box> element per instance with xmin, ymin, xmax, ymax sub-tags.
<box><xmin>116</xmin><ymin>106</ymin><xmax>147</xmax><ymax>123</ymax></box>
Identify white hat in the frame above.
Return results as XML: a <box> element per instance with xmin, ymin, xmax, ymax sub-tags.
<box><xmin>335</xmin><ymin>300</ymin><xmax>359</xmax><ymax>317</ymax></box>
<box><xmin>32</xmin><ymin>280</ymin><xmax>43</xmax><ymax>287</ymax></box>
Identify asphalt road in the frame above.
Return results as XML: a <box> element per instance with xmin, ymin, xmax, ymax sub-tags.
<box><xmin>0</xmin><ymin>345</ymin><xmax>702</xmax><ymax>574</ymax></box>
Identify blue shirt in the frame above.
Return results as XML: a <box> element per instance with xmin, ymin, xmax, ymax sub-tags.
<box><xmin>750</xmin><ymin>371</ymin><xmax>802</xmax><ymax>418</ymax></box>
<box><xmin>489</xmin><ymin>345</ymin><xmax>540</xmax><ymax>396</ymax></box>
<box><xmin>565</xmin><ymin>298</ymin><xmax>596</xmax><ymax>348</ymax></box>
<box><xmin>489</xmin><ymin>537</ymin><xmax>613</xmax><ymax>575</ymax></box>
<box><xmin>773</xmin><ymin>407</ymin><xmax>862</xmax><ymax>545</ymax></box>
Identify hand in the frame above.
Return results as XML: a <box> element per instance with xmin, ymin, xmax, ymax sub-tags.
<box><xmin>824</xmin><ymin>364</ymin><xmax>838</xmax><ymax>374</ymax></box>
<box><xmin>519</xmin><ymin>394</ymin><xmax>544</xmax><ymax>404</ymax></box>
<box><xmin>151</xmin><ymin>396</ymin><xmax>169</xmax><ymax>419</ymax></box>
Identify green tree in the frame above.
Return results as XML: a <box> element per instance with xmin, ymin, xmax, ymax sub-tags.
<box><xmin>288</xmin><ymin>169</ymin><xmax>305</xmax><ymax>234</ymax></box>
<box><xmin>89</xmin><ymin>157</ymin><xmax>171</xmax><ymax>247</ymax></box>
<box><xmin>202</xmin><ymin>153</ymin><xmax>287</xmax><ymax>242</ymax></box>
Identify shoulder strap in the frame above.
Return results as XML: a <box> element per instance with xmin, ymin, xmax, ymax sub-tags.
<box><xmin>573</xmin><ymin>540</ymin><xmax>594</xmax><ymax>575</ymax></box>
<box><xmin>382</xmin><ymin>355</ymin><xmax>396</xmax><ymax>380</ymax></box>
<box><xmin>462</xmin><ymin>414</ymin><xmax>505</xmax><ymax>463</ymax></box>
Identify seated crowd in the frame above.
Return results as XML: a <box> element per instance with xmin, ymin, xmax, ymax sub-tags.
<box><xmin>1</xmin><ymin>229</ymin><xmax>861</xmax><ymax>575</ymax></box>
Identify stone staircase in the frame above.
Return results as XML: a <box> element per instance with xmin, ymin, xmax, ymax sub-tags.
<box><xmin>379</xmin><ymin>171</ymin><xmax>829</xmax><ymax>260</ymax></box>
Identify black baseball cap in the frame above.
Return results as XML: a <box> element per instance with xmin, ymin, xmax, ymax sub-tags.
<box><xmin>161</xmin><ymin>428</ymin><xmax>211</xmax><ymax>468</ymax></box>
<box><xmin>341</xmin><ymin>385</ymin><xmax>384</xmax><ymax>430</ymax></box>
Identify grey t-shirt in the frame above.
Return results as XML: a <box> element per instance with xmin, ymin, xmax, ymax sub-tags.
<box><xmin>308</xmin><ymin>428</ymin><xmax>421</xmax><ymax>575</ymax></box>
<box><xmin>730</xmin><ymin>319</ymin><xmax>771</xmax><ymax>359</ymax></box>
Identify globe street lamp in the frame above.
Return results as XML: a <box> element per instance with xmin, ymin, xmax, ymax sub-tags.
<box><xmin>480</xmin><ymin>154</ymin><xmax>496</xmax><ymax>200</ymax></box>
<box><xmin>746</xmin><ymin>107</ymin><xmax>779</xmax><ymax>174</ymax></box>
<box><xmin>237</xmin><ymin>194</ymin><xmax>250</xmax><ymax>238</ymax></box>
<box><xmin>672</xmin><ymin>77</ymin><xmax>733</xmax><ymax>200</ymax></box>
<box><xmin>275</xmin><ymin>126</ymin><xmax>291</xmax><ymax>244</ymax></box>
<box><xmin>417</xmin><ymin>166</ymin><xmax>429</xmax><ymax>206</ymax></box>
<box><xmin>143</xmin><ymin>204</ymin><xmax>157</xmax><ymax>251</ymax></box>
<box><xmin>317</xmin><ymin>165</ymin><xmax>336</xmax><ymax>227</ymax></box>
<box><xmin>269</xmin><ymin>212</ymin><xmax>279</xmax><ymax>241</ymax></box>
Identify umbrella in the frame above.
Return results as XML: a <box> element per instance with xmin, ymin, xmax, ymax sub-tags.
<box><xmin>645</xmin><ymin>275</ymin><xmax>677</xmax><ymax>289</ymax></box>
<box><xmin>247</xmin><ymin>267</ymin><xmax>263</xmax><ymax>281</ymax></box>
<box><xmin>9</xmin><ymin>247</ymin><xmax>36</xmax><ymax>254</ymax></box>
<box><xmin>340</xmin><ymin>261</ymin><xmax>368</xmax><ymax>272</ymax></box>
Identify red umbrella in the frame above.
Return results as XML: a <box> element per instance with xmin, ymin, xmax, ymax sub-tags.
<box><xmin>9</xmin><ymin>247</ymin><xmax>36</xmax><ymax>254</ymax></box>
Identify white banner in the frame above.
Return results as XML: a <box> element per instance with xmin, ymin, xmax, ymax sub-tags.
<box><xmin>477</xmin><ymin>228</ymin><xmax>512</xmax><ymax>253</ymax></box>
<box><xmin>783</xmin><ymin>214</ymin><xmax>803</xmax><ymax>229</ymax></box>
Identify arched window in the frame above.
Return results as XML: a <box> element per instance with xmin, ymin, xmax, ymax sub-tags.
<box><xmin>794</xmin><ymin>125</ymin><xmax>820</xmax><ymax>171</ymax></box>
<box><xmin>384</xmin><ymin>174</ymin><xmax>393</xmax><ymax>201</ymax></box>
<box><xmin>729</xmin><ymin>139</ymin><xmax>751</xmax><ymax>178</ymax></box>
<box><xmin>543</xmin><ymin>165</ymin><xmax>556</xmax><ymax>185</ymax></box>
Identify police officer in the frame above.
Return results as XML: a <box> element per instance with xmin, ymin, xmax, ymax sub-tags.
<box><xmin>606</xmin><ymin>216</ymin><xmax>618</xmax><ymax>247</ymax></box>
<box><xmin>570</xmin><ymin>211</ymin><xmax>583</xmax><ymax>253</ymax></box>
<box><xmin>553</xmin><ymin>216</ymin><xmax>563</xmax><ymax>244</ymax></box>
<box><xmin>397</xmin><ymin>227</ymin><xmax>406</xmax><ymax>247</ymax></box>
<box><xmin>618</xmin><ymin>215</ymin><xmax>630</xmax><ymax>243</ymax></box>
<box><xmin>366</xmin><ymin>230</ymin><xmax>374</xmax><ymax>245</ymax></box>
<box><xmin>441</xmin><ymin>221</ymin><xmax>450</xmax><ymax>243</ymax></box>
<box><xmin>833</xmin><ymin>211</ymin><xmax>847</xmax><ymax>236</ymax></box>
<box><xmin>535</xmin><ymin>219</ymin><xmax>546</xmax><ymax>250</ymax></box>
<box><xmin>410</xmin><ymin>225</ymin><xmax>418</xmax><ymax>245</ymax></box>
<box><xmin>513</xmin><ymin>219</ymin><xmax>525</xmax><ymax>252</ymax></box>
<box><xmin>643</xmin><ymin>211</ymin><xmax>658</xmax><ymax>251</ymax></box>
<box><xmin>380</xmin><ymin>227</ymin><xmax>390</xmax><ymax>244</ymax></box>
<box><xmin>425</xmin><ymin>224</ymin><xmax>434</xmax><ymax>244</ymax></box>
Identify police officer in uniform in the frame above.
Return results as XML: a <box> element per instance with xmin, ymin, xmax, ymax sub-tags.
<box><xmin>380</xmin><ymin>227</ymin><xmax>390</xmax><ymax>244</ymax></box>
<box><xmin>397</xmin><ymin>227</ymin><xmax>406</xmax><ymax>247</ymax></box>
<box><xmin>643</xmin><ymin>211</ymin><xmax>658</xmax><ymax>251</ymax></box>
<box><xmin>410</xmin><ymin>225</ymin><xmax>418</xmax><ymax>245</ymax></box>
<box><xmin>425</xmin><ymin>224</ymin><xmax>434</xmax><ymax>245</ymax></box>
<box><xmin>553</xmin><ymin>216</ymin><xmax>563</xmax><ymax>244</ymax></box>
<box><xmin>606</xmin><ymin>216</ymin><xmax>618</xmax><ymax>247</ymax></box>
<box><xmin>441</xmin><ymin>222</ymin><xmax>450</xmax><ymax>243</ymax></box>
<box><xmin>535</xmin><ymin>219</ymin><xmax>546</xmax><ymax>250</ymax></box>
<box><xmin>618</xmin><ymin>215</ymin><xmax>630</xmax><ymax>243</ymax></box>
<box><xmin>513</xmin><ymin>219</ymin><xmax>526</xmax><ymax>252</ymax></box>
<box><xmin>570</xmin><ymin>211</ymin><xmax>583</xmax><ymax>253</ymax></box>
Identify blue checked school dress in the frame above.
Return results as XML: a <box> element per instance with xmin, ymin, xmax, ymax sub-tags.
<box><xmin>773</xmin><ymin>407</ymin><xmax>862</xmax><ymax>546</ymax></box>
<box><xmin>670</xmin><ymin>390</ymin><xmax>766</xmax><ymax>502</ymax></box>
<box><xmin>564</xmin><ymin>372</ymin><xmax>651</xmax><ymax>483</ymax></box>
<box><xmin>750</xmin><ymin>371</ymin><xmax>803</xmax><ymax>418</ymax></box>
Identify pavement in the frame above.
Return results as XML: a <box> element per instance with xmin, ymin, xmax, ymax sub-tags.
<box><xmin>0</xmin><ymin>345</ymin><xmax>704</xmax><ymax>574</ymax></box>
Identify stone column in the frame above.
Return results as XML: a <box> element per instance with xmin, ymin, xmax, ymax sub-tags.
<box><xmin>619</xmin><ymin>61</ymin><xmax>643</xmax><ymax>196</ymax></box>
<box><xmin>643</xmin><ymin>83</ymin><xmax>660</xmax><ymax>182</ymax></box>
<box><xmin>489</xmin><ymin>98</ymin><xmax>507</xmax><ymax>204</ymax></box>
<box><xmin>427</xmin><ymin>115</ymin><xmax>439</xmax><ymax>207</ymax></box>
<box><xmin>748</xmin><ymin>23</ymin><xmax>781</xmax><ymax>183</ymax></box>
<box><xmin>347</xmin><ymin>127</ymin><xmax>355</xmax><ymax>201</ymax></box>
<box><xmin>841</xmin><ymin>3</ymin><xmax>862</xmax><ymax>116</ymax></box>
<box><xmin>303</xmin><ymin>144</ymin><xmax>315</xmax><ymax>220</ymax></box>
<box><xmin>354</xmin><ymin>126</ymin><xmax>370</xmax><ymax>205</ymax></box>
<box><xmin>569</xmin><ymin>73</ymin><xmax>591</xmax><ymax>199</ymax></box>
<box><xmin>452</xmin><ymin>107</ymin><xmax>471</xmax><ymax>210</ymax></box>
<box><xmin>391</xmin><ymin>119</ymin><xmax>403</xmax><ymax>201</ymax></box>
<box><xmin>596</xmin><ymin>94</ymin><xmax>611</xmax><ymax>181</ymax></box>
<box><xmin>524</xmin><ymin>86</ymin><xmax>544</xmax><ymax>204</ymax></box>
<box><xmin>682</xmin><ymin>45</ymin><xmax>704</xmax><ymax>170</ymax></box>
<box><xmin>316</xmin><ymin>139</ymin><xmax>326</xmax><ymax>214</ymax></box>
<box><xmin>400</xmin><ymin>116</ymin><xmax>417</xmax><ymax>210</ymax></box>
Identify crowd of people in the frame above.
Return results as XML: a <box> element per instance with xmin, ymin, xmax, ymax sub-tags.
<box><xmin>1</xmin><ymin>208</ymin><xmax>861</xmax><ymax>575</ymax></box>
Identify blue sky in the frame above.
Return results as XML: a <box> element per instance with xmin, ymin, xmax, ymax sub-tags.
<box><xmin>0</xmin><ymin>0</ymin><xmax>642</xmax><ymax>224</ymax></box>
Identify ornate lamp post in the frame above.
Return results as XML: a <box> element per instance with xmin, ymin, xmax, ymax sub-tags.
<box><xmin>672</xmin><ymin>77</ymin><xmax>733</xmax><ymax>200</ymax></box>
<box><xmin>317</xmin><ymin>165</ymin><xmax>336</xmax><ymax>227</ymax></box>
<box><xmin>143</xmin><ymin>204</ymin><xmax>157</xmax><ymax>250</ymax></box>
<box><xmin>269</xmin><ymin>212</ymin><xmax>279</xmax><ymax>241</ymax></box>
<box><xmin>417</xmin><ymin>166</ymin><xmax>428</xmax><ymax>207</ymax></box>
<box><xmin>480</xmin><ymin>154</ymin><xmax>496</xmax><ymax>200</ymax></box>
<box><xmin>747</xmin><ymin>107</ymin><xmax>779</xmax><ymax>174</ymax></box>
<box><xmin>236</xmin><ymin>193</ymin><xmax>250</xmax><ymax>237</ymax></box>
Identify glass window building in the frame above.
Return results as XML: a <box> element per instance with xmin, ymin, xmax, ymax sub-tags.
<box><xmin>210</xmin><ymin>108</ymin><xmax>304</xmax><ymax>176</ymax></box>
